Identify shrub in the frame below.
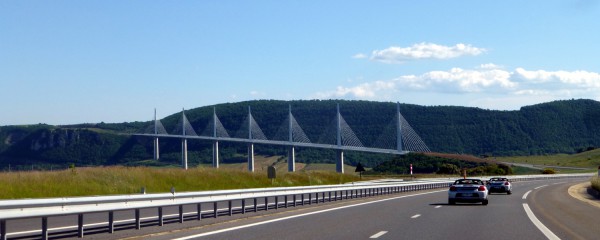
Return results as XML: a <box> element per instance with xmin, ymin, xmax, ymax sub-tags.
<box><xmin>541</xmin><ymin>168</ymin><xmax>556</xmax><ymax>174</ymax></box>
<box><xmin>592</xmin><ymin>176</ymin><xmax>600</xmax><ymax>192</ymax></box>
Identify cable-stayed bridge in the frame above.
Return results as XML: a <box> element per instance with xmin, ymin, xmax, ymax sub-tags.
<box><xmin>134</xmin><ymin>103</ymin><xmax>430</xmax><ymax>173</ymax></box>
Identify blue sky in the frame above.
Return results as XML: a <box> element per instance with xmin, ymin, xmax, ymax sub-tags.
<box><xmin>1</xmin><ymin>1</ymin><xmax>599</xmax><ymax>125</ymax></box>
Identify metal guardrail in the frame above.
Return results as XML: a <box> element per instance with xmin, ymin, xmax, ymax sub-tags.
<box><xmin>0</xmin><ymin>173</ymin><xmax>593</xmax><ymax>240</ymax></box>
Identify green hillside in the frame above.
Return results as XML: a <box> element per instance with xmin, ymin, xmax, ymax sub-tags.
<box><xmin>1</xmin><ymin>99</ymin><xmax>600</xmax><ymax>170</ymax></box>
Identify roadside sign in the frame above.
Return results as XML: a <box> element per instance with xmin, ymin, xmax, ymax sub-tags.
<box><xmin>268</xmin><ymin>166</ymin><xmax>276</xmax><ymax>179</ymax></box>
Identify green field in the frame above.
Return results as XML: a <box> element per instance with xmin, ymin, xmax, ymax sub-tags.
<box><xmin>496</xmin><ymin>149</ymin><xmax>600</xmax><ymax>169</ymax></box>
<box><xmin>0</xmin><ymin>166</ymin><xmax>361</xmax><ymax>199</ymax></box>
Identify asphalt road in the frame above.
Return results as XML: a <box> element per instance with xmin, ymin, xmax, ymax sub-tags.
<box><xmin>5</xmin><ymin>178</ymin><xmax>598</xmax><ymax>240</ymax></box>
<box><xmin>130</xmin><ymin>178</ymin><xmax>598</xmax><ymax>240</ymax></box>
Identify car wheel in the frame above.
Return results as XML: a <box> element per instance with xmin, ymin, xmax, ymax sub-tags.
<box><xmin>507</xmin><ymin>190</ymin><xmax>512</xmax><ymax>195</ymax></box>
<box><xmin>482</xmin><ymin>199</ymin><xmax>489</xmax><ymax>205</ymax></box>
<box><xmin>449</xmin><ymin>199</ymin><xmax>456</xmax><ymax>205</ymax></box>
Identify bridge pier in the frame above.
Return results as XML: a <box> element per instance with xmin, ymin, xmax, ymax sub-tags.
<box><xmin>182</xmin><ymin>139</ymin><xmax>188</xmax><ymax>170</ymax></box>
<box><xmin>336</xmin><ymin>150</ymin><xmax>344</xmax><ymax>173</ymax></box>
<box><xmin>248</xmin><ymin>143</ymin><xmax>254</xmax><ymax>172</ymax></box>
<box><xmin>288</xmin><ymin>146</ymin><xmax>295</xmax><ymax>172</ymax></box>
<box><xmin>153</xmin><ymin>137</ymin><xmax>160</xmax><ymax>160</ymax></box>
<box><xmin>213</xmin><ymin>141</ymin><xmax>219</xmax><ymax>168</ymax></box>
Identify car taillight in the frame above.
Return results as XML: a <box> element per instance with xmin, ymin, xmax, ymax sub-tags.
<box><xmin>504</xmin><ymin>182</ymin><xmax>510</xmax><ymax>186</ymax></box>
<box><xmin>450</xmin><ymin>186</ymin><xmax>457</xmax><ymax>191</ymax></box>
<box><xmin>478</xmin><ymin>185</ymin><xmax>486</xmax><ymax>191</ymax></box>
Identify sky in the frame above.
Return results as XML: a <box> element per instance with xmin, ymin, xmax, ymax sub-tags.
<box><xmin>1</xmin><ymin>0</ymin><xmax>600</xmax><ymax>125</ymax></box>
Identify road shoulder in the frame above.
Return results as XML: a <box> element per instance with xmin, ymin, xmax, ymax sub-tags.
<box><xmin>568</xmin><ymin>182</ymin><xmax>600</xmax><ymax>209</ymax></box>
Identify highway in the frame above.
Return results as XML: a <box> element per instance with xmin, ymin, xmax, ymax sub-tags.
<box><xmin>107</xmin><ymin>178</ymin><xmax>598</xmax><ymax>240</ymax></box>
<box><xmin>5</xmin><ymin>178</ymin><xmax>598</xmax><ymax>240</ymax></box>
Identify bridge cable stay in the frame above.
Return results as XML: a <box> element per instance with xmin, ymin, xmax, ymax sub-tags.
<box><xmin>271</xmin><ymin>111</ymin><xmax>311</xmax><ymax>143</ymax></box>
<box><xmin>338</xmin><ymin>115</ymin><xmax>364</xmax><ymax>148</ymax></box>
<box><xmin>171</xmin><ymin>109</ymin><xmax>198</xmax><ymax>169</ymax></box>
<box><xmin>399</xmin><ymin>113</ymin><xmax>431</xmax><ymax>152</ymax></box>
<box><xmin>234</xmin><ymin>109</ymin><xmax>268</xmax><ymax>141</ymax></box>
<box><xmin>230</xmin><ymin>106</ymin><xmax>270</xmax><ymax>171</ymax></box>
<box><xmin>142</xmin><ymin>118</ymin><xmax>168</xmax><ymax>135</ymax></box>
<box><xmin>198</xmin><ymin>108</ymin><xmax>231</xmax><ymax>168</ymax></box>
<box><xmin>199</xmin><ymin>110</ymin><xmax>230</xmax><ymax>138</ymax></box>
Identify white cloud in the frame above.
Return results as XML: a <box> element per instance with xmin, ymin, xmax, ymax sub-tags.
<box><xmin>352</xmin><ymin>53</ymin><xmax>367</xmax><ymax>59</ymax></box>
<box><xmin>479</xmin><ymin>63</ymin><xmax>503</xmax><ymax>69</ymax></box>
<box><xmin>368</xmin><ymin>43</ymin><xmax>486</xmax><ymax>64</ymax></box>
<box><xmin>314</xmin><ymin>67</ymin><xmax>600</xmax><ymax>108</ymax></box>
<box><xmin>514</xmin><ymin>68</ymin><xmax>600</xmax><ymax>88</ymax></box>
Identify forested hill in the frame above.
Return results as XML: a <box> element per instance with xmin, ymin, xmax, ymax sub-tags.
<box><xmin>1</xmin><ymin>99</ymin><xmax>600</xmax><ymax>169</ymax></box>
<box><xmin>157</xmin><ymin>99</ymin><xmax>600</xmax><ymax>156</ymax></box>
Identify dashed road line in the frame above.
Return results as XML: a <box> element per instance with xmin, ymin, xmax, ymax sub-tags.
<box><xmin>434</xmin><ymin>205</ymin><xmax>442</xmax><ymax>209</ymax></box>
<box><xmin>534</xmin><ymin>185</ymin><xmax>548</xmax><ymax>190</ymax></box>
<box><xmin>370</xmin><ymin>231</ymin><xmax>388</xmax><ymax>239</ymax></box>
<box><xmin>523</xmin><ymin>203</ymin><xmax>560</xmax><ymax>240</ymax></box>
<box><xmin>523</xmin><ymin>190</ymin><xmax>532</xmax><ymax>200</ymax></box>
<box><xmin>171</xmin><ymin>190</ymin><xmax>446</xmax><ymax>240</ymax></box>
<box><xmin>411</xmin><ymin>214</ymin><xmax>421</xmax><ymax>219</ymax></box>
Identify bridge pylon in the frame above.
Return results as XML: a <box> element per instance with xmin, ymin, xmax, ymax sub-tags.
<box><xmin>336</xmin><ymin>104</ymin><xmax>344</xmax><ymax>173</ymax></box>
<box><xmin>247</xmin><ymin>106</ymin><xmax>255</xmax><ymax>172</ymax></box>
<box><xmin>153</xmin><ymin>108</ymin><xmax>160</xmax><ymax>160</ymax></box>
<box><xmin>287</xmin><ymin>105</ymin><xmax>296</xmax><ymax>172</ymax></box>
<box><xmin>212</xmin><ymin>107</ymin><xmax>219</xmax><ymax>168</ymax></box>
<box><xmin>181</xmin><ymin>108</ymin><xmax>188</xmax><ymax>170</ymax></box>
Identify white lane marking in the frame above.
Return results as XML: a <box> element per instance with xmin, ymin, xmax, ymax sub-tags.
<box><xmin>435</xmin><ymin>205</ymin><xmax>442</xmax><ymax>209</ymax></box>
<box><xmin>172</xmin><ymin>190</ymin><xmax>447</xmax><ymax>240</ymax></box>
<box><xmin>370</xmin><ymin>231</ymin><xmax>388</xmax><ymax>239</ymax></box>
<box><xmin>411</xmin><ymin>214</ymin><xmax>421</xmax><ymax>218</ymax></box>
<box><xmin>522</xmin><ymin>203</ymin><xmax>560</xmax><ymax>240</ymax></box>
<box><xmin>552</xmin><ymin>182</ymin><xmax>566</xmax><ymax>185</ymax></box>
<box><xmin>523</xmin><ymin>190</ymin><xmax>532</xmax><ymax>200</ymax></box>
<box><xmin>534</xmin><ymin>185</ymin><xmax>548</xmax><ymax>189</ymax></box>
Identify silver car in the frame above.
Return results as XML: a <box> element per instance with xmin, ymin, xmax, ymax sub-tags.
<box><xmin>487</xmin><ymin>177</ymin><xmax>512</xmax><ymax>194</ymax></box>
<box><xmin>448</xmin><ymin>178</ymin><xmax>489</xmax><ymax>205</ymax></box>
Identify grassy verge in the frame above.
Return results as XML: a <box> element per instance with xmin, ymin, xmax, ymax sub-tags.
<box><xmin>592</xmin><ymin>176</ymin><xmax>600</xmax><ymax>192</ymax></box>
<box><xmin>0</xmin><ymin>166</ymin><xmax>360</xmax><ymax>199</ymax></box>
<box><xmin>496</xmin><ymin>149</ymin><xmax>600</xmax><ymax>168</ymax></box>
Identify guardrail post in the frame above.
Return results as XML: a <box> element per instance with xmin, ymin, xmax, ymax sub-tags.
<box><xmin>242</xmin><ymin>199</ymin><xmax>246</xmax><ymax>214</ymax></box>
<box><xmin>264</xmin><ymin>197</ymin><xmax>269</xmax><ymax>210</ymax></box>
<box><xmin>108</xmin><ymin>211</ymin><xmax>114</xmax><ymax>233</ymax></box>
<box><xmin>213</xmin><ymin>202</ymin><xmax>218</xmax><ymax>218</ymax></box>
<box><xmin>1</xmin><ymin>220</ymin><xmax>7</xmax><ymax>240</ymax></box>
<box><xmin>301</xmin><ymin>194</ymin><xmax>305</xmax><ymax>205</ymax></box>
<box><xmin>275</xmin><ymin>196</ymin><xmax>279</xmax><ymax>210</ymax></box>
<box><xmin>197</xmin><ymin>203</ymin><xmax>202</xmax><ymax>220</ymax></box>
<box><xmin>254</xmin><ymin>198</ymin><xmax>258</xmax><ymax>212</ymax></box>
<box><xmin>158</xmin><ymin>207</ymin><xmax>164</xmax><ymax>226</ymax></box>
<box><xmin>135</xmin><ymin>209</ymin><xmax>141</xmax><ymax>230</ymax></box>
<box><xmin>309</xmin><ymin>193</ymin><xmax>312</xmax><ymax>204</ymax></box>
<box><xmin>328</xmin><ymin>192</ymin><xmax>332</xmax><ymax>202</ymax></box>
<box><xmin>179</xmin><ymin>205</ymin><xmax>184</xmax><ymax>223</ymax></box>
<box><xmin>293</xmin><ymin>195</ymin><xmax>297</xmax><ymax>207</ymax></box>
<box><xmin>42</xmin><ymin>217</ymin><xmax>48</xmax><ymax>240</ymax></box>
<box><xmin>78</xmin><ymin>213</ymin><xmax>84</xmax><ymax>238</ymax></box>
<box><xmin>285</xmin><ymin>195</ymin><xmax>288</xmax><ymax>208</ymax></box>
<box><xmin>229</xmin><ymin>201</ymin><xmax>233</xmax><ymax>216</ymax></box>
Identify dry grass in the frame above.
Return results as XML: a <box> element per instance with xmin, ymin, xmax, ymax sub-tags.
<box><xmin>592</xmin><ymin>176</ymin><xmax>600</xmax><ymax>192</ymax></box>
<box><xmin>0</xmin><ymin>166</ymin><xmax>360</xmax><ymax>199</ymax></box>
